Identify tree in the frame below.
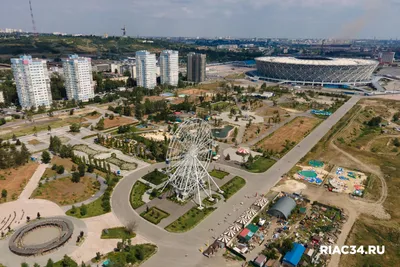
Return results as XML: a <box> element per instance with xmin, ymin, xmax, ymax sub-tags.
<box><xmin>48</xmin><ymin>125</ymin><xmax>52</xmax><ymax>132</ymax></box>
<box><xmin>60</xmin><ymin>255</ymin><xmax>78</xmax><ymax>267</ymax></box>
<box><xmin>42</xmin><ymin>151</ymin><xmax>51</xmax><ymax>164</ymax></box>
<box><xmin>16</xmin><ymin>139</ymin><xmax>21</xmax><ymax>146</ymax></box>
<box><xmin>135</xmin><ymin>247</ymin><xmax>144</xmax><ymax>260</ymax></box>
<box><xmin>281</xmin><ymin>238</ymin><xmax>294</xmax><ymax>254</ymax></box>
<box><xmin>96</xmin><ymin>118</ymin><xmax>105</xmax><ymax>130</ymax></box>
<box><xmin>109</xmin><ymin>114</ymin><xmax>115</xmax><ymax>120</ymax></box>
<box><xmin>394</xmin><ymin>138</ymin><xmax>400</xmax><ymax>147</ymax></box>
<box><xmin>225</xmin><ymin>154</ymin><xmax>230</xmax><ymax>160</ymax></box>
<box><xmin>123</xmin><ymin>70</ymin><xmax>131</xmax><ymax>77</ymax></box>
<box><xmin>70</xmin><ymin>123</ymin><xmax>81</xmax><ymax>133</ymax></box>
<box><xmin>37</xmin><ymin>212</ymin><xmax>41</xmax><ymax>219</ymax></box>
<box><xmin>45</xmin><ymin>259</ymin><xmax>54</xmax><ymax>267</ymax></box>
<box><xmin>70</xmin><ymin>109</ymin><xmax>74</xmax><ymax>115</ymax></box>
<box><xmin>367</xmin><ymin>116</ymin><xmax>382</xmax><ymax>127</ymax></box>
<box><xmin>78</xmin><ymin>163</ymin><xmax>86</xmax><ymax>177</ymax></box>
<box><xmin>57</xmin><ymin>165</ymin><xmax>65</xmax><ymax>174</ymax></box>
<box><xmin>49</xmin><ymin>136</ymin><xmax>62</xmax><ymax>153</ymax></box>
<box><xmin>80</xmin><ymin>203</ymin><xmax>87</xmax><ymax>216</ymax></box>
<box><xmin>71</xmin><ymin>172</ymin><xmax>81</xmax><ymax>183</ymax></box>
<box><xmin>95</xmin><ymin>252</ymin><xmax>101</xmax><ymax>261</ymax></box>
<box><xmin>1</xmin><ymin>189</ymin><xmax>7</xmax><ymax>198</ymax></box>
<box><xmin>34</xmin><ymin>263</ymin><xmax>40</xmax><ymax>267</ymax></box>
<box><xmin>21</xmin><ymin>263</ymin><xmax>29</xmax><ymax>267</ymax></box>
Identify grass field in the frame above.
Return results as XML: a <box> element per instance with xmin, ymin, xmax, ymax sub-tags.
<box><xmin>103</xmin><ymin>117</ymin><xmax>135</xmax><ymax>129</ymax></box>
<box><xmin>254</xmin><ymin>116</ymin><xmax>321</xmax><ymax>157</ymax></box>
<box><xmin>31</xmin><ymin>176</ymin><xmax>100</xmax><ymax>206</ymax></box>
<box><xmin>101</xmin><ymin>227</ymin><xmax>136</xmax><ymax>239</ymax></box>
<box><xmin>0</xmin><ymin>162</ymin><xmax>38</xmax><ymax>203</ymax></box>
<box><xmin>66</xmin><ymin>194</ymin><xmax>104</xmax><ymax>218</ymax></box>
<box><xmin>42</xmin><ymin>156</ymin><xmax>75</xmax><ymax>178</ymax></box>
<box><xmin>220</xmin><ymin>176</ymin><xmax>246</xmax><ymax>200</ymax></box>
<box><xmin>140</xmin><ymin>207</ymin><xmax>170</xmax><ymax>225</ymax></box>
<box><xmin>246</xmin><ymin>156</ymin><xmax>276</xmax><ymax>173</ymax></box>
<box><xmin>209</xmin><ymin>169</ymin><xmax>229</xmax><ymax>179</ymax></box>
<box><xmin>165</xmin><ymin>207</ymin><xmax>216</xmax><ymax>233</ymax></box>
<box><xmin>130</xmin><ymin>181</ymin><xmax>151</xmax><ymax>209</ymax></box>
<box><xmin>142</xmin><ymin>170</ymin><xmax>168</xmax><ymax>185</ymax></box>
<box><xmin>0</xmin><ymin>116</ymin><xmax>86</xmax><ymax>139</ymax></box>
<box><xmin>294</xmin><ymin>99</ymin><xmax>400</xmax><ymax>267</ymax></box>
<box><xmin>103</xmin><ymin>244</ymin><xmax>157</xmax><ymax>266</ymax></box>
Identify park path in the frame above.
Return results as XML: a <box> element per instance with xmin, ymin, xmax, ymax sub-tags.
<box><xmin>18</xmin><ymin>163</ymin><xmax>47</xmax><ymax>200</ymax></box>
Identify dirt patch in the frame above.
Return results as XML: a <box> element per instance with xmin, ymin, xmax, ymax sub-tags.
<box><xmin>31</xmin><ymin>176</ymin><xmax>100</xmax><ymax>206</ymax></box>
<box><xmin>255</xmin><ymin>116</ymin><xmax>321</xmax><ymax>153</ymax></box>
<box><xmin>103</xmin><ymin>117</ymin><xmax>135</xmax><ymax>129</ymax></box>
<box><xmin>28</xmin><ymin>139</ymin><xmax>42</xmax><ymax>145</ymax></box>
<box><xmin>0</xmin><ymin>163</ymin><xmax>39</xmax><ymax>202</ymax></box>
<box><xmin>242</xmin><ymin>123</ymin><xmax>270</xmax><ymax>143</ymax></box>
<box><xmin>85</xmin><ymin>113</ymin><xmax>102</xmax><ymax>120</ymax></box>
<box><xmin>42</xmin><ymin>156</ymin><xmax>76</xmax><ymax>178</ymax></box>
<box><xmin>255</xmin><ymin>105</ymin><xmax>291</xmax><ymax>117</ymax></box>
<box><xmin>272</xmin><ymin>179</ymin><xmax>307</xmax><ymax>193</ymax></box>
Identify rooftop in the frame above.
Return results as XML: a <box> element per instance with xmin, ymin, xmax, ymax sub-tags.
<box><xmin>255</xmin><ymin>56</ymin><xmax>378</xmax><ymax>66</ymax></box>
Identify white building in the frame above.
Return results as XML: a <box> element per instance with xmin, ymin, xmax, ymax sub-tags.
<box><xmin>0</xmin><ymin>91</ymin><xmax>4</xmax><ymax>103</ymax></box>
<box><xmin>135</xmin><ymin>50</ymin><xmax>157</xmax><ymax>89</ymax></box>
<box><xmin>11</xmin><ymin>55</ymin><xmax>52</xmax><ymax>109</ymax></box>
<box><xmin>379</xmin><ymin>52</ymin><xmax>395</xmax><ymax>65</ymax></box>
<box><xmin>62</xmin><ymin>54</ymin><xmax>94</xmax><ymax>102</ymax></box>
<box><xmin>159</xmin><ymin>50</ymin><xmax>179</xmax><ymax>86</ymax></box>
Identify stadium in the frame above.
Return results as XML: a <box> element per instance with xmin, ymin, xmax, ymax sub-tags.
<box><xmin>255</xmin><ymin>56</ymin><xmax>379</xmax><ymax>85</ymax></box>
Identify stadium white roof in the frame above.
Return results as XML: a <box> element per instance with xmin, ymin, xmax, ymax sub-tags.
<box><xmin>255</xmin><ymin>56</ymin><xmax>377</xmax><ymax>66</ymax></box>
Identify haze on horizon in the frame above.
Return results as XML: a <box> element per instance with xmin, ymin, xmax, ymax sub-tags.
<box><xmin>1</xmin><ymin>0</ymin><xmax>400</xmax><ymax>39</ymax></box>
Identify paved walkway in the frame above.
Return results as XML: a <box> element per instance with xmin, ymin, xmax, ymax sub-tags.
<box><xmin>18</xmin><ymin>163</ymin><xmax>47</xmax><ymax>200</ymax></box>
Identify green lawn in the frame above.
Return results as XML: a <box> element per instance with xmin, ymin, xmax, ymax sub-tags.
<box><xmin>246</xmin><ymin>157</ymin><xmax>276</xmax><ymax>173</ymax></box>
<box><xmin>142</xmin><ymin>170</ymin><xmax>168</xmax><ymax>185</ymax></box>
<box><xmin>165</xmin><ymin>207</ymin><xmax>216</xmax><ymax>233</ymax></box>
<box><xmin>202</xmin><ymin>194</ymin><xmax>222</xmax><ymax>206</ymax></box>
<box><xmin>66</xmin><ymin>196</ymin><xmax>104</xmax><ymax>218</ymax></box>
<box><xmin>140</xmin><ymin>207</ymin><xmax>170</xmax><ymax>225</ymax></box>
<box><xmin>101</xmin><ymin>227</ymin><xmax>136</xmax><ymax>239</ymax></box>
<box><xmin>209</xmin><ymin>169</ymin><xmax>229</xmax><ymax>179</ymax></box>
<box><xmin>102</xmin><ymin>244</ymin><xmax>157</xmax><ymax>266</ymax></box>
<box><xmin>130</xmin><ymin>181</ymin><xmax>151</xmax><ymax>209</ymax></box>
<box><xmin>220</xmin><ymin>176</ymin><xmax>246</xmax><ymax>200</ymax></box>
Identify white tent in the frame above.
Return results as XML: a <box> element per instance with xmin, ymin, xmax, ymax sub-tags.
<box><xmin>217</xmin><ymin>235</ymin><xmax>231</xmax><ymax>243</ymax></box>
<box><xmin>230</xmin><ymin>223</ymin><xmax>242</xmax><ymax>232</ymax></box>
<box><xmin>241</xmin><ymin>213</ymin><xmax>252</xmax><ymax>220</ymax></box>
<box><xmin>224</xmin><ymin>228</ymin><xmax>236</xmax><ymax>237</ymax></box>
<box><xmin>247</xmin><ymin>208</ymin><xmax>257</xmax><ymax>216</ymax></box>
<box><xmin>236</xmin><ymin>217</ymin><xmax>248</xmax><ymax>225</ymax></box>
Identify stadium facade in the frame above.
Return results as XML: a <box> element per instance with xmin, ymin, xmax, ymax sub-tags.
<box><xmin>255</xmin><ymin>56</ymin><xmax>379</xmax><ymax>85</ymax></box>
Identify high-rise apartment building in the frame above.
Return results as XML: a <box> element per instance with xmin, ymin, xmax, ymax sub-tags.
<box><xmin>187</xmin><ymin>52</ymin><xmax>206</xmax><ymax>83</ymax></box>
<box><xmin>62</xmin><ymin>54</ymin><xmax>94</xmax><ymax>102</ymax></box>
<box><xmin>135</xmin><ymin>50</ymin><xmax>157</xmax><ymax>89</ymax></box>
<box><xmin>11</xmin><ymin>55</ymin><xmax>52</xmax><ymax>109</ymax></box>
<box><xmin>159</xmin><ymin>50</ymin><xmax>179</xmax><ymax>86</ymax></box>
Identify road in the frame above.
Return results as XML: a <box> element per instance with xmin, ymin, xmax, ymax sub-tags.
<box><xmin>111</xmin><ymin>95</ymin><xmax>362</xmax><ymax>266</ymax></box>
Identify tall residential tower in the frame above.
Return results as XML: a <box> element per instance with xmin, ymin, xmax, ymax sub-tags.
<box><xmin>159</xmin><ymin>50</ymin><xmax>179</xmax><ymax>86</ymax></box>
<box><xmin>11</xmin><ymin>55</ymin><xmax>52</xmax><ymax>109</ymax></box>
<box><xmin>187</xmin><ymin>52</ymin><xmax>206</xmax><ymax>83</ymax></box>
<box><xmin>135</xmin><ymin>50</ymin><xmax>157</xmax><ymax>89</ymax></box>
<box><xmin>62</xmin><ymin>54</ymin><xmax>94</xmax><ymax>102</ymax></box>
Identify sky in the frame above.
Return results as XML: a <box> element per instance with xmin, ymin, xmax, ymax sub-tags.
<box><xmin>1</xmin><ymin>0</ymin><xmax>400</xmax><ymax>39</ymax></box>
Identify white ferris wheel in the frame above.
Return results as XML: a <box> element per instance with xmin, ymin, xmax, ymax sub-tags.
<box><xmin>162</xmin><ymin>118</ymin><xmax>223</xmax><ymax>209</ymax></box>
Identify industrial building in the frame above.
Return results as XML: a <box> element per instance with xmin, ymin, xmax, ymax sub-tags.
<box><xmin>255</xmin><ymin>56</ymin><xmax>378</xmax><ymax>85</ymax></box>
<box><xmin>268</xmin><ymin>196</ymin><xmax>296</xmax><ymax>220</ymax></box>
<box><xmin>11</xmin><ymin>55</ymin><xmax>52</xmax><ymax>109</ymax></box>
<box><xmin>136</xmin><ymin>50</ymin><xmax>157</xmax><ymax>89</ymax></box>
<box><xmin>187</xmin><ymin>52</ymin><xmax>206</xmax><ymax>83</ymax></box>
<box><xmin>159</xmin><ymin>50</ymin><xmax>179</xmax><ymax>86</ymax></box>
<box><xmin>62</xmin><ymin>54</ymin><xmax>94</xmax><ymax>102</ymax></box>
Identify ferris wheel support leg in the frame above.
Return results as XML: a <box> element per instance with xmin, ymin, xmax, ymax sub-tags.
<box><xmin>197</xmin><ymin>183</ymin><xmax>204</xmax><ymax>210</ymax></box>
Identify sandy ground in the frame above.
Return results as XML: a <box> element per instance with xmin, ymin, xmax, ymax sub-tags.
<box><xmin>103</xmin><ymin>117</ymin><xmax>136</xmax><ymax>129</ymax></box>
<box><xmin>140</xmin><ymin>132</ymin><xmax>172</xmax><ymax>142</ymax></box>
<box><xmin>272</xmin><ymin>179</ymin><xmax>307</xmax><ymax>193</ymax></box>
<box><xmin>0</xmin><ymin>162</ymin><xmax>40</xmax><ymax>202</ymax></box>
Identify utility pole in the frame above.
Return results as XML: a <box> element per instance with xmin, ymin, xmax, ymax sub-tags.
<box><xmin>29</xmin><ymin>0</ymin><xmax>38</xmax><ymax>37</ymax></box>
